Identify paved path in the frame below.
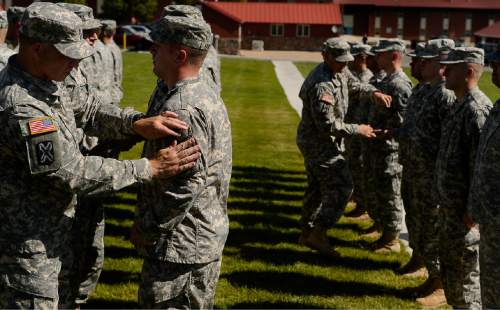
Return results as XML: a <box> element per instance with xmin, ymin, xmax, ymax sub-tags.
<box><xmin>272</xmin><ymin>60</ymin><xmax>411</xmax><ymax>253</ymax></box>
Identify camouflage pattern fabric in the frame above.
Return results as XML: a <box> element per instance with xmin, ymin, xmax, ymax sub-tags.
<box><xmin>468</xmin><ymin>100</ymin><xmax>500</xmax><ymax>308</ymax></box>
<box><xmin>435</xmin><ymin>87</ymin><xmax>492</xmax><ymax>309</ymax></box>
<box><xmin>0</xmin><ymin>282</ymin><xmax>57</xmax><ymax>310</ymax></box>
<box><xmin>344</xmin><ymin>68</ymin><xmax>373</xmax><ymax>213</ymax></box>
<box><xmin>0</xmin><ymin>45</ymin><xmax>15</xmax><ymax>70</ymax></box>
<box><xmin>202</xmin><ymin>45</ymin><xmax>222</xmax><ymax>94</ymax></box>
<box><xmin>0</xmin><ymin>56</ymin><xmax>151</xmax><ymax>303</ymax></box>
<box><xmin>151</xmin><ymin>15</ymin><xmax>213</xmax><ymax>51</ymax></box>
<box><xmin>107</xmin><ymin>40</ymin><xmax>123</xmax><ymax>104</ymax></box>
<box><xmin>136</xmin><ymin>75</ymin><xmax>231</xmax><ymax>264</ymax></box>
<box><xmin>403</xmin><ymin>80</ymin><xmax>455</xmax><ymax>278</ymax></box>
<box><xmin>297</xmin><ymin>62</ymin><xmax>376</xmax><ymax>229</ymax></box>
<box><xmin>362</xmin><ymin>70</ymin><xmax>386</xmax><ymax>225</ymax></box>
<box><xmin>139</xmin><ymin>258</ymin><xmax>221</xmax><ymax>309</ymax></box>
<box><xmin>365</xmin><ymin>69</ymin><xmax>412</xmax><ymax>235</ymax></box>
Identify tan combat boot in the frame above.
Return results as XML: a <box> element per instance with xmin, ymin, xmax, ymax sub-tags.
<box><xmin>298</xmin><ymin>226</ymin><xmax>340</xmax><ymax>258</ymax></box>
<box><xmin>361</xmin><ymin>224</ymin><xmax>382</xmax><ymax>239</ymax></box>
<box><xmin>416</xmin><ymin>277</ymin><xmax>447</xmax><ymax>308</ymax></box>
<box><xmin>371</xmin><ymin>232</ymin><xmax>401</xmax><ymax>254</ymax></box>
<box><xmin>398</xmin><ymin>253</ymin><xmax>428</xmax><ymax>278</ymax></box>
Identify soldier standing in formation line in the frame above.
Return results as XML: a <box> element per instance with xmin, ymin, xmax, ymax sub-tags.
<box><xmin>436</xmin><ymin>47</ymin><xmax>492</xmax><ymax>309</ymax></box>
<box><xmin>131</xmin><ymin>13</ymin><xmax>232</xmax><ymax>309</ymax></box>
<box><xmin>467</xmin><ymin>48</ymin><xmax>500</xmax><ymax>310</ymax></box>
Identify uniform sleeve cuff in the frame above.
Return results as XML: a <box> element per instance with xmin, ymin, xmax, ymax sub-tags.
<box><xmin>133</xmin><ymin>158</ymin><xmax>153</xmax><ymax>183</ymax></box>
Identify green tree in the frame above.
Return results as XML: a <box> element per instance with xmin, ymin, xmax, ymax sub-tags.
<box><xmin>102</xmin><ymin>0</ymin><xmax>158</xmax><ymax>23</ymax></box>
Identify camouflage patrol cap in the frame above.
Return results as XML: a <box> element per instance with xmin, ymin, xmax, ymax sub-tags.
<box><xmin>150</xmin><ymin>15</ymin><xmax>213</xmax><ymax>51</ymax></box>
<box><xmin>372</xmin><ymin>38</ymin><xmax>406</xmax><ymax>53</ymax></box>
<box><xmin>407</xmin><ymin>42</ymin><xmax>426</xmax><ymax>58</ymax></box>
<box><xmin>440</xmin><ymin>47</ymin><xmax>484</xmax><ymax>65</ymax></box>
<box><xmin>0</xmin><ymin>11</ymin><xmax>7</xmax><ymax>29</ymax></box>
<box><xmin>56</xmin><ymin>3</ymin><xmax>101</xmax><ymax>30</ymax></box>
<box><xmin>322</xmin><ymin>38</ymin><xmax>354</xmax><ymax>62</ymax></box>
<box><xmin>350</xmin><ymin>44</ymin><xmax>372</xmax><ymax>57</ymax></box>
<box><xmin>420</xmin><ymin>39</ymin><xmax>455</xmax><ymax>59</ymax></box>
<box><xmin>20</xmin><ymin>2</ymin><xmax>94</xmax><ymax>60</ymax></box>
<box><xmin>101</xmin><ymin>19</ymin><xmax>117</xmax><ymax>32</ymax></box>
<box><xmin>7</xmin><ymin>6</ymin><xmax>25</xmax><ymax>24</ymax></box>
<box><xmin>161</xmin><ymin>5</ymin><xmax>203</xmax><ymax>20</ymax></box>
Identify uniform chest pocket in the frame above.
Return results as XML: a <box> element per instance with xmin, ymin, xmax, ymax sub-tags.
<box><xmin>19</xmin><ymin>118</ymin><xmax>62</xmax><ymax>175</ymax></box>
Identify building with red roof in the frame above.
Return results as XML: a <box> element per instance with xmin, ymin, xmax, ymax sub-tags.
<box><xmin>201</xmin><ymin>2</ymin><xmax>342</xmax><ymax>53</ymax></box>
<box><xmin>336</xmin><ymin>0</ymin><xmax>500</xmax><ymax>45</ymax></box>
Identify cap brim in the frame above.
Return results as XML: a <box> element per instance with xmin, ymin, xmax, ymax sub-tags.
<box><xmin>439</xmin><ymin>59</ymin><xmax>463</xmax><ymax>64</ymax></box>
<box><xmin>335</xmin><ymin>53</ymin><xmax>354</xmax><ymax>62</ymax></box>
<box><xmin>54</xmin><ymin>39</ymin><xmax>95</xmax><ymax>60</ymax></box>
<box><xmin>82</xmin><ymin>19</ymin><xmax>102</xmax><ymax>31</ymax></box>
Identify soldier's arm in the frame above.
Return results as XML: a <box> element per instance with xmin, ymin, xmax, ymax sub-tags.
<box><xmin>387</xmin><ymin>84</ymin><xmax>412</xmax><ymax>129</ymax></box>
<box><xmin>465</xmin><ymin>106</ymin><xmax>490</xmax><ymax>183</ymax></box>
<box><xmin>311</xmin><ymin>83</ymin><xmax>360</xmax><ymax>138</ymax></box>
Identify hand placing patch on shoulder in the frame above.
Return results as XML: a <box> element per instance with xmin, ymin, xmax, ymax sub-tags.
<box><xmin>19</xmin><ymin>117</ymin><xmax>62</xmax><ymax>175</ymax></box>
<box><xmin>319</xmin><ymin>92</ymin><xmax>334</xmax><ymax>105</ymax></box>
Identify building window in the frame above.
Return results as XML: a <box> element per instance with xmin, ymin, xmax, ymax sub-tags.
<box><xmin>375</xmin><ymin>16</ymin><xmax>381</xmax><ymax>36</ymax></box>
<box><xmin>296</xmin><ymin>24</ymin><xmax>310</xmax><ymax>37</ymax></box>
<box><xmin>465</xmin><ymin>15</ymin><xmax>472</xmax><ymax>36</ymax></box>
<box><xmin>270</xmin><ymin>24</ymin><xmax>284</xmax><ymax>37</ymax></box>
<box><xmin>397</xmin><ymin>15</ymin><xmax>404</xmax><ymax>37</ymax></box>
<box><xmin>419</xmin><ymin>16</ymin><xmax>427</xmax><ymax>40</ymax></box>
<box><xmin>386</xmin><ymin>27</ymin><xmax>392</xmax><ymax>34</ymax></box>
<box><xmin>442</xmin><ymin>14</ymin><xmax>449</xmax><ymax>36</ymax></box>
<box><xmin>489</xmin><ymin>18</ymin><xmax>495</xmax><ymax>26</ymax></box>
<box><xmin>343</xmin><ymin>14</ymin><xmax>353</xmax><ymax>35</ymax></box>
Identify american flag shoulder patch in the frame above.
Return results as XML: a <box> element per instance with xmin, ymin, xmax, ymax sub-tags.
<box><xmin>28</xmin><ymin>117</ymin><xmax>57</xmax><ymax>136</ymax></box>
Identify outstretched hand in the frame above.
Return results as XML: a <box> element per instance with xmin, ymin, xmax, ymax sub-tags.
<box><xmin>133</xmin><ymin>111</ymin><xmax>188</xmax><ymax>139</ymax></box>
<box><xmin>358</xmin><ymin>124</ymin><xmax>377</xmax><ymax>138</ymax></box>
<box><xmin>372</xmin><ymin>91</ymin><xmax>392</xmax><ymax>108</ymax></box>
<box><xmin>149</xmin><ymin>137</ymin><xmax>201</xmax><ymax>179</ymax></box>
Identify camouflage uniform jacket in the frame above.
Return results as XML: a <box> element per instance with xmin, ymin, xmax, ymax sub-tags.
<box><xmin>80</xmin><ymin>41</ymin><xmax>111</xmax><ymax>105</ymax></box>
<box><xmin>396</xmin><ymin>83</ymin><xmax>428</xmax><ymax>166</ymax></box>
<box><xmin>468</xmin><ymin>99</ymin><xmax>500</xmax><ymax>224</ymax></box>
<box><xmin>0</xmin><ymin>58</ymin><xmax>152</xmax><ymax>299</ymax></box>
<box><xmin>345</xmin><ymin>68</ymin><xmax>374</xmax><ymax>124</ymax></box>
<box><xmin>201</xmin><ymin>46</ymin><xmax>221</xmax><ymax>94</ymax></box>
<box><xmin>0</xmin><ymin>44</ymin><xmax>15</xmax><ymax>70</ymax></box>
<box><xmin>297</xmin><ymin>63</ymin><xmax>375</xmax><ymax>163</ymax></box>
<box><xmin>367</xmin><ymin>69</ymin><xmax>412</xmax><ymax>152</ymax></box>
<box><xmin>137</xmin><ymin>77</ymin><xmax>232</xmax><ymax>264</ymax></box>
<box><xmin>107</xmin><ymin>41</ymin><xmax>123</xmax><ymax>103</ymax></box>
<box><xmin>435</xmin><ymin>87</ymin><xmax>492</xmax><ymax>212</ymax></box>
<box><xmin>411</xmin><ymin>80</ymin><xmax>455</xmax><ymax>163</ymax></box>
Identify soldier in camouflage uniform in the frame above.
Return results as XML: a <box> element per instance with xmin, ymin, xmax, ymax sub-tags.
<box><xmin>360</xmin><ymin>44</ymin><xmax>387</xmax><ymax>238</ymax></box>
<box><xmin>0</xmin><ymin>10</ymin><xmax>15</xmax><ymax>69</ymax></box>
<box><xmin>297</xmin><ymin>38</ymin><xmax>392</xmax><ymax>258</ymax></box>
<box><xmin>394</xmin><ymin>42</ymin><xmax>428</xmax><ymax>274</ymax></box>
<box><xmin>436</xmin><ymin>47</ymin><xmax>492</xmax><ymax>309</ymax></box>
<box><xmin>404</xmin><ymin>39</ymin><xmax>456</xmax><ymax>307</ymax></box>
<box><xmin>366</xmin><ymin>39</ymin><xmax>413</xmax><ymax>253</ymax></box>
<box><xmin>467</xmin><ymin>48</ymin><xmax>500</xmax><ymax>309</ymax></box>
<box><xmin>5</xmin><ymin>6</ymin><xmax>24</xmax><ymax>50</ymax></box>
<box><xmin>344</xmin><ymin>44</ymin><xmax>373</xmax><ymax>219</ymax></box>
<box><xmin>0</xmin><ymin>3</ymin><xmax>201</xmax><ymax>309</ymax></box>
<box><xmin>101</xmin><ymin>19</ymin><xmax>123</xmax><ymax>105</ymax></box>
<box><xmin>131</xmin><ymin>14</ymin><xmax>232</xmax><ymax>309</ymax></box>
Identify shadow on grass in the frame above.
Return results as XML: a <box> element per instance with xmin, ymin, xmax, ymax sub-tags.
<box><xmin>238</xmin><ymin>244</ymin><xmax>400</xmax><ymax>271</ymax></box>
<box><xmin>229</xmin><ymin>213</ymin><xmax>298</xmax><ymax>229</ymax></box>
<box><xmin>105</xmin><ymin>222</ymin><xmax>132</xmax><ymax>238</ymax></box>
<box><xmin>84</xmin><ymin>299</ymin><xmax>138</xmax><ymax>309</ymax></box>
<box><xmin>104</xmin><ymin>245</ymin><xmax>138</xmax><ymax>259</ymax></box>
<box><xmin>229</xmin><ymin>200</ymin><xmax>300</xmax><ymax>215</ymax></box>
<box><xmin>224</xmin><ymin>271</ymin><xmax>412</xmax><ymax>299</ymax></box>
<box><xmin>98</xmin><ymin>269</ymin><xmax>139</xmax><ymax>285</ymax></box>
<box><xmin>226</xmin><ymin>301</ymin><xmax>323</xmax><ymax>309</ymax></box>
<box><xmin>104</xmin><ymin>205</ymin><xmax>135</xmax><ymax>220</ymax></box>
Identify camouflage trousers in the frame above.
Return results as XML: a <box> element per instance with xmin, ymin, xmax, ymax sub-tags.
<box><xmin>139</xmin><ymin>258</ymin><xmax>222</xmax><ymax>309</ymax></box>
<box><xmin>439</xmin><ymin>207</ymin><xmax>481</xmax><ymax>309</ymax></box>
<box><xmin>479</xmin><ymin>217</ymin><xmax>500</xmax><ymax>309</ymax></box>
<box><xmin>300</xmin><ymin>155</ymin><xmax>353</xmax><ymax>229</ymax></box>
<box><xmin>401</xmin><ymin>164</ymin><xmax>440</xmax><ymax>278</ymax></box>
<box><xmin>364</xmin><ymin>149</ymin><xmax>403</xmax><ymax>235</ymax></box>
<box><xmin>361</xmin><ymin>143</ymin><xmax>378</xmax><ymax>226</ymax></box>
<box><xmin>58</xmin><ymin>197</ymin><xmax>105</xmax><ymax>308</ymax></box>
<box><xmin>345</xmin><ymin>137</ymin><xmax>365</xmax><ymax>211</ymax></box>
<box><xmin>0</xmin><ymin>282</ymin><xmax>57</xmax><ymax>310</ymax></box>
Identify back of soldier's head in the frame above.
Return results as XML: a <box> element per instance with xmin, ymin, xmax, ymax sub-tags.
<box><xmin>161</xmin><ymin>5</ymin><xmax>203</xmax><ymax>20</ymax></box>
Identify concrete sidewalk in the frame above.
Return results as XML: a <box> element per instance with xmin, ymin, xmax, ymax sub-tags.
<box><xmin>272</xmin><ymin>60</ymin><xmax>411</xmax><ymax>253</ymax></box>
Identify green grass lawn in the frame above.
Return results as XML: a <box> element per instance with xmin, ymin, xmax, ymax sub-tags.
<box><xmin>86</xmin><ymin>53</ymin><xmax>433</xmax><ymax>309</ymax></box>
<box><xmin>295</xmin><ymin>61</ymin><xmax>497</xmax><ymax>102</ymax></box>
